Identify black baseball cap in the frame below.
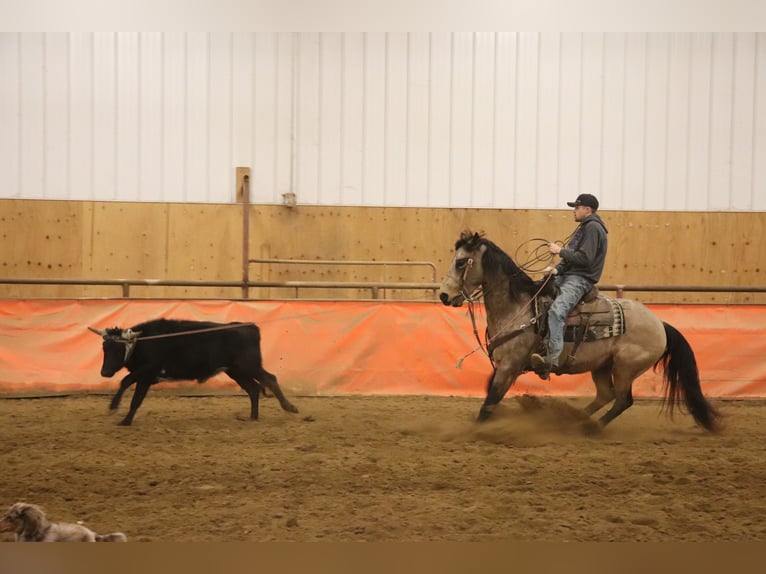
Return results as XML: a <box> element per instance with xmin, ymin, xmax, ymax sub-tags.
<box><xmin>566</xmin><ymin>193</ymin><xmax>599</xmax><ymax>210</ymax></box>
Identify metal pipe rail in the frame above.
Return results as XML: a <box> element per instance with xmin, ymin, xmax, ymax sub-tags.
<box><xmin>0</xmin><ymin>277</ymin><xmax>440</xmax><ymax>299</ymax></box>
<box><xmin>1</xmin><ymin>278</ymin><xmax>766</xmax><ymax>300</ymax></box>
<box><xmin>248</xmin><ymin>258</ymin><xmax>439</xmax><ymax>281</ymax></box>
<box><xmin>601</xmin><ymin>284</ymin><xmax>766</xmax><ymax>298</ymax></box>
<box><xmin>247</xmin><ymin>258</ymin><xmax>439</xmax><ymax>298</ymax></box>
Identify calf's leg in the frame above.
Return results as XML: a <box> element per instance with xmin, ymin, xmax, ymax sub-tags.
<box><xmin>110</xmin><ymin>373</ymin><xmax>137</xmax><ymax>411</ymax></box>
<box><xmin>119</xmin><ymin>379</ymin><xmax>152</xmax><ymax>426</ymax></box>
<box><xmin>227</xmin><ymin>370</ymin><xmax>262</xmax><ymax>420</ymax></box>
<box><xmin>256</xmin><ymin>369</ymin><xmax>299</xmax><ymax>414</ymax></box>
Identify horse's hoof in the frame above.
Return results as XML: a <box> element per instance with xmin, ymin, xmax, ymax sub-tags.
<box><xmin>580</xmin><ymin>419</ymin><xmax>603</xmax><ymax>436</ymax></box>
<box><xmin>117</xmin><ymin>420</ymin><xmax>132</xmax><ymax>426</ymax></box>
<box><xmin>476</xmin><ymin>409</ymin><xmax>492</xmax><ymax>422</ymax></box>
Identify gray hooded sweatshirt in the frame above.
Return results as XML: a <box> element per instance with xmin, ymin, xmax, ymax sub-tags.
<box><xmin>554</xmin><ymin>213</ymin><xmax>608</xmax><ymax>284</ymax></box>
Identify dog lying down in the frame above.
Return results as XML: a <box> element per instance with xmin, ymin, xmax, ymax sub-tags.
<box><xmin>0</xmin><ymin>502</ymin><xmax>127</xmax><ymax>542</ymax></box>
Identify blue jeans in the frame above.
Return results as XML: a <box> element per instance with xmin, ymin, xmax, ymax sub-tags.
<box><xmin>546</xmin><ymin>274</ymin><xmax>594</xmax><ymax>366</ymax></box>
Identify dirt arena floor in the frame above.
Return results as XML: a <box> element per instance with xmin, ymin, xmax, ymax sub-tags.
<box><xmin>1</xmin><ymin>391</ymin><xmax>764</xmax><ymax>542</ymax></box>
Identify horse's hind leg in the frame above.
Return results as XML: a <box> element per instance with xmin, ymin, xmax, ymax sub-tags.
<box><xmin>583</xmin><ymin>364</ymin><xmax>615</xmax><ymax>416</ymax></box>
<box><xmin>597</xmin><ymin>369</ymin><xmax>636</xmax><ymax>427</ymax></box>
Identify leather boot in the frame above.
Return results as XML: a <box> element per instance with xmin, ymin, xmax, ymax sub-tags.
<box><xmin>530</xmin><ymin>353</ymin><xmax>551</xmax><ymax>380</ymax></box>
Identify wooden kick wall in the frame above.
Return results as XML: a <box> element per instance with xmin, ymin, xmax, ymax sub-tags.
<box><xmin>1</xmin><ymin>198</ymin><xmax>764</xmax><ymax>304</ymax></box>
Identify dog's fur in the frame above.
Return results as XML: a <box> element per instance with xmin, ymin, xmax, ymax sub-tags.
<box><xmin>0</xmin><ymin>502</ymin><xmax>127</xmax><ymax>542</ymax></box>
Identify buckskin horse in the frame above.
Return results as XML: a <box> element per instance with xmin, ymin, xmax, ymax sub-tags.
<box><xmin>438</xmin><ymin>231</ymin><xmax>722</xmax><ymax>433</ymax></box>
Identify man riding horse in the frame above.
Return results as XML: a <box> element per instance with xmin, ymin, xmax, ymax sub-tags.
<box><xmin>530</xmin><ymin>193</ymin><xmax>608</xmax><ymax>380</ymax></box>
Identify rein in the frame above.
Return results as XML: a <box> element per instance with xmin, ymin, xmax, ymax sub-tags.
<box><xmin>456</xmin><ymin>272</ymin><xmax>554</xmax><ymax>368</ymax></box>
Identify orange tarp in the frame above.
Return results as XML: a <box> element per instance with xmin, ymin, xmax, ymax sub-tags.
<box><xmin>0</xmin><ymin>299</ymin><xmax>764</xmax><ymax>397</ymax></box>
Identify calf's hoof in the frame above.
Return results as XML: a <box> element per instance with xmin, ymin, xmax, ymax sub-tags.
<box><xmin>580</xmin><ymin>419</ymin><xmax>603</xmax><ymax>436</ymax></box>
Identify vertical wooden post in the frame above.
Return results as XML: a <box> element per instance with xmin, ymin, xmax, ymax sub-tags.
<box><xmin>238</xmin><ymin>168</ymin><xmax>251</xmax><ymax>299</ymax></box>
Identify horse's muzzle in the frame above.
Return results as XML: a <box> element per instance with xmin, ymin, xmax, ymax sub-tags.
<box><xmin>439</xmin><ymin>292</ymin><xmax>465</xmax><ymax>307</ymax></box>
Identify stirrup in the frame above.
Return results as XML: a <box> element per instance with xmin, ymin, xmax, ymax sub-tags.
<box><xmin>530</xmin><ymin>353</ymin><xmax>551</xmax><ymax>380</ymax></box>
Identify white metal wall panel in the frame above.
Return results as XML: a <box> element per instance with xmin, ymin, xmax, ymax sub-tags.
<box><xmin>184</xmin><ymin>33</ymin><xmax>208</xmax><ymax>203</ymax></box>
<box><xmin>731</xmin><ymin>33</ymin><xmax>757</xmax><ymax>211</ymax></box>
<box><xmin>318</xmin><ymin>33</ymin><xmax>342</xmax><ymax>205</ymax></box>
<box><xmin>274</xmin><ymin>33</ymin><xmax>295</xmax><ymax>204</ymax></box>
<box><xmin>665</xmin><ymin>33</ymin><xmax>692</xmax><ymax>211</ymax></box>
<box><xmin>644</xmin><ymin>33</ymin><xmax>670</xmax><ymax>211</ymax></box>
<box><xmin>405</xmin><ymin>33</ymin><xmax>429</xmax><ymax>209</ymax></box>
<box><xmin>449</xmin><ymin>33</ymin><xmax>474</xmax><ymax>207</ymax></box>
<box><xmin>138</xmin><ymin>33</ymin><xmax>163</xmax><ymax>202</ymax></box>
<box><xmin>709</xmin><ymin>33</ymin><xmax>736</xmax><ymax>210</ymax></box>
<box><xmin>755</xmin><ymin>34</ymin><xmax>766</xmax><ymax>211</ymax></box>
<box><xmin>1</xmin><ymin>32</ymin><xmax>765</xmax><ymax>211</ymax></box>
<box><xmin>490</xmin><ymin>33</ymin><xmax>513</xmax><ymax>209</ymax></box>
<box><xmin>296</xmin><ymin>33</ymin><xmax>320</xmax><ymax>205</ymax></box>
<box><xmin>162</xmin><ymin>33</ymin><xmax>185</xmax><ymax>201</ymax></box>
<box><xmin>384</xmin><ymin>33</ymin><xmax>408</xmax><ymax>206</ymax></box>
<box><xmin>231</xmin><ymin>33</ymin><xmax>253</xmax><ymax>195</ymax></box>
<box><xmin>362</xmin><ymin>33</ymin><xmax>385</xmax><ymax>206</ymax></box>
<box><xmin>601</xmin><ymin>33</ymin><xmax>627</xmax><ymax>210</ymax></box>
<box><xmin>252</xmin><ymin>32</ymin><xmax>278</xmax><ymax>204</ymax></box>
<box><xmin>20</xmin><ymin>33</ymin><xmax>44</xmax><ymax>199</ymax></box>
<box><xmin>68</xmin><ymin>33</ymin><xmax>92</xmax><ymax>201</ymax></box>
<box><xmin>471</xmin><ymin>32</ymin><xmax>496</xmax><ymax>208</ymax></box>
<box><xmin>580</xmin><ymin>33</ymin><xmax>605</xmax><ymax>207</ymax></box>
<box><xmin>622</xmin><ymin>33</ymin><xmax>648</xmax><ymax>210</ymax></box>
<box><xmin>116</xmin><ymin>33</ymin><xmax>139</xmax><ymax>202</ymax></box>
<box><xmin>340</xmin><ymin>32</ymin><xmax>364</xmax><ymax>206</ymax></box>
<box><xmin>0</xmin><ymin>34</ymin><xmax>20</xmax><ymax>199</ymax></box>
<box><xmin>557</xmin><ymin>33</ymin><xmax>583</xmax><ymax>209</ymax></box>
<box><xmin>208</xmin><ymin>33</ymin><xmax>232</xmax><ymax>203</ymax></box>
<box><xmin>427</xmin><ymin>33</ymin><xmax>452</xmax><ymax>207</ymax></box>
<box><xmin>44</xmin><ymin>33</ymin><xmax>69</xmax><ymax>199</ymax></box>
<box><xmin>688</xmin><ymin>33</ymin><xmax>714</xmax><ymax>210</ymax></box>
<box><xmin>536</xmin><ymin>33</ymin><xmax>561</xmax><ymax>208</ymax></box>
<box><xmin>513</xmin><ymin>33</ymin><xmax>539</xmax><ymax>208</ymax></box>
<box><xmin>92</xmin><ymin>32</ymin><xmax>116</xmax><ymax>201</ymax></box>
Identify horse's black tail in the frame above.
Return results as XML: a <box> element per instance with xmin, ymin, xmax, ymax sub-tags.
<box><xmin>654</xmin><ymin>322</ymin><xmax>723</xmax><ymax>433</ymax></box>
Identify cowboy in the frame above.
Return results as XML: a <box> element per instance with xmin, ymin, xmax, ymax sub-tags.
<box><xmin>530</xmin><ymin>193</ymin><xmax>608</xmax><ymax>380</ymax></box>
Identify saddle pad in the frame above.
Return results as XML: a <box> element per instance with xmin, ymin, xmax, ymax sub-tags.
<box><xmin>564</xmin><ymin>295</ymin><xmax>626</xmax><ymax>342</ymax></box>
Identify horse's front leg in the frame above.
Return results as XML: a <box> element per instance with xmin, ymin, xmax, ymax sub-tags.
<box><xmin>477</xmin><ymin>364</ymin><xmax>521</xmax><ymax>422</ymax></box>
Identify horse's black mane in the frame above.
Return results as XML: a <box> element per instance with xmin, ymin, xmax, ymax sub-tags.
<box><xmin>456</xmin><ymin>231</ymin><xmax>548</xmax><ymax>297</ymax></box>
